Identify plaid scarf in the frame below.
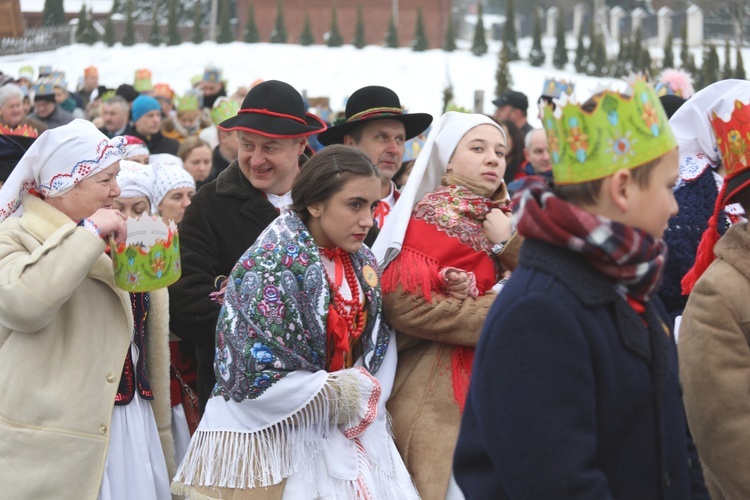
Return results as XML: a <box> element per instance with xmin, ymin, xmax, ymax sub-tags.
<box><xmin>513</xmin><ymin>178</ymin><xmax>667</xmax><ymax>303</ymax></box>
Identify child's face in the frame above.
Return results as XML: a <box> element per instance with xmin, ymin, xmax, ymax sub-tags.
<box><xmin>620</xmin><ymin>148</ymin><xmax>679</xmax><ymax>240</ymax></box>
<box><xmin>448</xmin><ymin>124</ymin><xmax>507</xmax><ymax>194</ymax></box>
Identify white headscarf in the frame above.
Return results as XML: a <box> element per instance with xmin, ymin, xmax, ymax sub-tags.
<box><xmin>372</xmin><ymin>111</ymin><xmax>506</xmax><ymax>268</ymax></box>
<box><xmin>670</xmin><ymin>79</ymin><xmax>750</xmax><ymax>185</ymax></box>
<box><xmin>150</xmin><ymin>153</ymin><xmax>196</xmax><ymax>208</ymax></box>
<box><xmin>116</xmin><ymin>160</ymin><xmax>156</xmax><ymax>208</ymax></box>
<box><xmin>0</xmin><ymin>119</ymin><xmax>125</xmax><ymax>222</ymax></box>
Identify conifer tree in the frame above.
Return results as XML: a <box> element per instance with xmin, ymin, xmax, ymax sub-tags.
<box><xmin>736</xmin><ymin>46</ymin><xmax>746</xmax><ymax>80</ymax></box>
<box><xmin>148</xmin><ymin>4</ymin><xmax>162</xmax><ymax>46</ymax></box>
<box><xmin>443</xmin><ymin>9</ymin><xmax>456</xmax><ymax>52</ymax></box>
<box><xmin>192</xmin><ymin>0</ymin><xmax>204</xmax><ymax>44</ymax></box>
<box><xmin>471</xmin><ymin>3</ymin><xmax>488</xmax><ymax>56</ymax></box>
<box><xmin>642</xmin><ymin>46</ymin><xmax>652</xmax><ymax>77</ymax></box>
<box><xmin>722</xmin><ymin>40</ymin><xmax>733</xmax><ymax>80</ymax></box>
<box><xmin>528</xmin><ymin>8</ymin><xmax>544</xmax><ymax>67</ymax></box>
<box><xmin>503</xmin><ymin>0</ymin><xmax>519</xmax><ymax>61</ymax></box>
<box><xmin>384</xmin><ymin>14</ymin><xmax>399</xmax><ymax>48</ymax></box>
<box><xmin>662</xmin><ymin>31</ymin><xmax>674</xmax><ymax>70</ymax></box>
<box><xmin>167</xmin><ymin>0</ymin><xmax>181</xmax><ymax>46</ymax></box>
<box><xmin>243</xmin><ymin>2</ymin><xmax>259</xmax><ymax>43</ymax></box>
<box><xmin>684</xmin><ymin>52</ymin><xmax>699</xmax><ymax>86</ymax></box>
<box><xmin>442</xmin><ymin>77</ymin><xmax>454</xmax><ymax>114</ymax></box>
<box><xmin>590</xmin><ymin>32</ymin><xmax>607</xmax><ymax>76</ymax></box>
<box><xmin>43</xmin><ymin>0</ymin><xmax>65</xmax><ymax>26</ymax></box>
<box><xmin>701</xmin><ymin>43</ymin><xmax>720</xmax><ymax>87</ymax></box>
<box><xmin>585</xmin><ymin>23</ymin><xmax>597</xmax><ymax>75</ymax></box>
<box><xmin>411</xmin><ymin>7</ymin><xmax>428</xmax><ymax>51</ymax></box>
<box><xmin>103</xmin><ymin>11</ymin><xmax>117</xmax><ymax>47</ymax></box>
<box><xmin>80</xmin><ymin>7</ymin><xmax>99</xmax><ymax>45</ymax></box>
<box><xmin>270</xmin><ymin>0</ymin><xmax>288</xmax><ymax>43</ymax></box>
<box><xmin>632</xmin><ymin>27</ymin><xmax>644</xmax><ymax>72</ymax></box>
<box><xmin>612</xmin><ymin>34</ymin><xmax>630</xmax><ymax>77</ymax></box>
<box><xmin>122</xmin><ymin>0</ymin><xmax>136</xmax><ymax>46</ymax></box>
<box><xmin>217</xmin><ymin>0</ymin><xmax>234</xmax><ymax>43</ymax></box>
<box><xmin>299</xmin><ymin>12</ymin><xmax>314</xmax><ymax>46</ymax></box>
<box><xmin>353</xmin><ymin>5</ymin><xmax>366</xmax><ymax>49</ymax></box>
<box><xmin>76</xmin><ymin>4</ymin><xmax>87</xmax><ymax>42</ymax></box>
<box><xmin>574</xmin><ymin>27</ymin><xmax>586</xmax><ymax>73</ymax></box>
<box><xmin>327</xmin><ymin>7</ymin><xmax>343</xmax><ymax>47</ymax></box>
<box><xmin>552</xmin><ymin>9</ymin><xmax>568</xmax><ymax>70</ymax></box>
<box><xmin>495</xmin><ymin>44</ymin><xmax>513</xmax><ymax>96</ymax></box>
<box><xmin>679</xmin><ymin>23</ymin><xmax>689</xmax><ymax>69</ymax></box>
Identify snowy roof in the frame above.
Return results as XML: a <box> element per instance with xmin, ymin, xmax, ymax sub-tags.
<box><xmin>20</xmin><ymin>0</ymin><xmax>114</xmax><ymax>15</ymax></box>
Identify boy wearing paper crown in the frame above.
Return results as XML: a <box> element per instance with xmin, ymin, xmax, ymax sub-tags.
<box><xmin>199</xmin><ymin>65</ymin><xmax>226</xmax><ymax>110</ymax></box>
<box><xmin>161</xmin><ymin>91</ymin><xmax>211</xmax><ymax>144</ymax></box>
<box><xmin>677</xmin><ymin>83</ymin><xmax>750</xmax><ymax>499</ymax></box>
<box><xmin>454</xmin><ymin>77</ymin><xmax>709</xmax><ymax>499</ymax></box>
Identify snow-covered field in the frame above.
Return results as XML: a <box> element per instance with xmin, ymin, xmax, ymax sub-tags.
<box><xmin>1</xmin><ymin>36</ymin><xmax>747</xmax><ymax>128</ymax></box>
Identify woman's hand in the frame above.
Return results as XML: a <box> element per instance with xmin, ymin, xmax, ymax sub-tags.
<box><xmin>483</xmin><ymin>208</ymin><xmax>513</xmax><ymax>245</ymax></box>
<box><xmin>444</xmin><ymin>270</ymin><xmax>470</xmax><ymax>300</ymax></box>
<box><xmin>88</xmin><ymin>208</ymin><xmax>128</xmax><ymax>246</ymax></box>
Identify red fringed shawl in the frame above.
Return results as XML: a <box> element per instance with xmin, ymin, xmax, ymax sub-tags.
<box><xmin>382</xmin><ymin>184</ymin><xmax>501</xmax><ymax>411</ymax></box>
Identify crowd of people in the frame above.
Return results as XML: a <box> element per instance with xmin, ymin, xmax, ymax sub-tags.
<box><xmin>0</xmin><ymin>60</ymin><xmax>747</xmax><ymax>500</ymax></box>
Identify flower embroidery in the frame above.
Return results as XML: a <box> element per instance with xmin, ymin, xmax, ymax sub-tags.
<box><xmin>251</xmin><ymin>342</ymin><xmax>274</xmax><ymax>364</ymax></box>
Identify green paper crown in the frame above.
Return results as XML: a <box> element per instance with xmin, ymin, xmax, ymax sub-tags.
<box><xmin>211</xmin><ymin>97</ymin><xmax>240</xmax><ymax>125</ymax></box>
<box><xmin>542</xmin><ymin>76</ymin><xmax>676</xmax><ymax>185</ymax></box>
<box><xmin>175</xmin><ymin>92</ymin><xmax>200</xmax><ymax>112</ymax></box>
<box><xmin>111</xmin><ymin>221</ymin><xmax>181</xmax><ymax>292</ymax></box>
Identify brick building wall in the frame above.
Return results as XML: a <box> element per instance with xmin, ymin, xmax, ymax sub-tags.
<box><xmin>237</xmin><ymin>0</ymin><xmax>452</xmax><ymax>49</ymax></box>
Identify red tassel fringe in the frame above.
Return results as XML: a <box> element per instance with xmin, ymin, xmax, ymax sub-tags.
<box><xmin>382</xmin><ymin>247</ymin><xmax>443</xmax><ymax>301</ymax></box>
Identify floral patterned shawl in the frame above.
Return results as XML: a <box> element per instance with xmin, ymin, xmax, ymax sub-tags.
<box><xmin>212</xmin><ymin>210</ymin><xmax>390</xmax><ymax>402</ymax></box>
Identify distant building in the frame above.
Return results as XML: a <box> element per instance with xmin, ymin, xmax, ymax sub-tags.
<box><xmin>0</xmin><ymin>0</ymin><xmax>24</xmax><ymax>37</ymax></box>
<box><xmin>237</xmin><ymin>0</ymin><xmax>452</xmax><ymax>49</ymax></box>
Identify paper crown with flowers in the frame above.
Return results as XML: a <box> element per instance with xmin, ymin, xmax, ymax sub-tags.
<box><xmin>84</xmin><ymin>66</ymin><xmax>98</xmax><ymax>78</ymax></box>
<box><xmin>153</xmin><ymin>83</ymin><xmax>174</xmax><ymax>101</ymax></box>
<box><xmin>541</xmin><ymin>76</ymin><xmax>676</xmax><ymax>185</ymax></box>
<box><xmin>38</xmin><ymin>65</ymin><xmax>52</xmax><ymax>77</ymax></box>
<box><xmin>134</xmin><ymin>69</ymin><xmax>153</xmax><ymax>92</ymax></box>
<box><xmin>210</xmin><ymin>96</ymin><xmax>240</xmax><ymax>126</ymax></box>
<box><xmin>711</xmin><ymin>99</ymin><xmax>750</xmax><ymax>204</ymax></box>
<box><xmin>203</xmin><ymin>66</ymin><xmax>222</xmax><ymax>83</ymax></box>
<box><xmin>175</xmin><ymin>91</ymin><xmax>201</xmax><ymax>112</ymax></box>
<box><xmin>0</xmin><ymin>124</ymin><xmax>39</xmax><ymax>138</ymax></box>
<box><xmin>18</xmin><ymin>66</ymin><xmax>33</xmax><ymax>81</ymax></box>
<box><xmin>541</xmin><ymin>78</ymin><xmax>575</xmax><ymax>99</ymax></box>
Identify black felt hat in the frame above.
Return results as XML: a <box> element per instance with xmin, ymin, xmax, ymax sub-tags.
<box><xmin>218</xmin><ymin>80</ymin><xmax>327</xmax><ymax>138</ymax></box>
<box><xmin>316</xmin><ymin>86</ymin><xmax>433</xmax><ymax>146</ymax></box>
<box><xmin>492</xmin><ymin>90</ymin><xmax>529</xmax><ymax>112</ymax></box>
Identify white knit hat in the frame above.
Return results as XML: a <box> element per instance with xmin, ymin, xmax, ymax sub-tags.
<box><xmin>116</xmin><ymin>160</ymin><xmax>156</xmax><ymax>208</ymax></box>
<box><xmin>150</xmin><ymin>153</ymin><xmax>195</xmax><ymax>208</ymax></box>
<box><xmin>0</xmin><ymin>119</ymin><xmax>125</xmax><ymax>221</ymax></box>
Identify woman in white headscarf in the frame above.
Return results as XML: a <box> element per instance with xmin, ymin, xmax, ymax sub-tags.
<box><xmin>114</xmin><ymin>159</ymin><xmax>156</xmax><ymax>219</ymax></box>
<box><xmin>372</xmin><ymin>112</ymin><xmax>521</xmax><ymax>499</ymax></box>
<box><xmin>0</xmin><ymin>119</ymin><xmax>175</xmax><ymax>500</ymax></box>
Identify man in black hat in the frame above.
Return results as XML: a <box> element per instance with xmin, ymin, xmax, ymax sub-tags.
<box><xmin>317</xmin><ymin>86</ymin><xmax>432</xmax><ymax>229</ymax></box>
<box><xmin>493</xmin><ymin>90</ymin><xmax>533</xmax><ymax>136</ymax></box>
<box><xmin>168</xmin><ymin>80</ymin><xmax>328</xmax><ymax>413</ymax></box>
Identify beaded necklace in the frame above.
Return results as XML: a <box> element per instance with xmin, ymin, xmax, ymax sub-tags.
<box><xmin>320</xmin><ymin>247</ymin><xmax>366</xmax><ymax>342</ymax></box>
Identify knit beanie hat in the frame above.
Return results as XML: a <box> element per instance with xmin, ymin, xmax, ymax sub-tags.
<box><xmin>132</xmin><ymin>95</ymin><xmax>161</xmax><ymax>123</ymax></box>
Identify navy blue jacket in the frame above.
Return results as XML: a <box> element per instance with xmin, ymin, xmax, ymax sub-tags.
<box><xmin>454</xmin><ymin>239</ymin><xmax>708</xmax><ymax>500</ymax></box>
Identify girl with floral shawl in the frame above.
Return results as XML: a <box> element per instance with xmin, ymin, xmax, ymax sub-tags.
<box><xmin>172</xmin><ymin>145</ymin><xmax>418</xmax><ymax>499</ymax></box>
<box><xmin>372</xmin><ymin>112</ymin><xmax>520</xmax><ymax>499</ymax></box>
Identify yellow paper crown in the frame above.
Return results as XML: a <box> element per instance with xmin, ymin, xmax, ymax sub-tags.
<box><xmin>542</xmin><ymin>76</ymin><xmax>676</xmax><ymax>185</ymax></box>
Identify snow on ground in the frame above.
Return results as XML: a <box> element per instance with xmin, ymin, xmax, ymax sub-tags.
<box><xmin>1</xmin><ymin>36</ymin><xmax>747</xmax><ymax>128</ymax></box>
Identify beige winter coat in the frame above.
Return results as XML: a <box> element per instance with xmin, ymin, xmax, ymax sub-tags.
<box><xmin>0</xmin><ymin>195</ymin><xmax>175</xmax><ymax>499</ymax></box>
<box><xmin>679</xmin><ymin>221</ymin><xmax>750</xmax><ymax>500</ymax></box>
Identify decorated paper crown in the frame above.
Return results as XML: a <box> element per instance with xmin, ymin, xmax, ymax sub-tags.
<box><xmin>175</xmin><ymin>91</ymin><xmax>201</xmax><ymax>112</ymax></box>
<box><xmin>403</xmin><ymin>126</ymin><xmax>430</xmax><ymax>162</ymax></box>
<box><xmin>38</xmin><ymin>65</ymin><xmax>52</xmax><ymax>77</ymax></box>
<box><xmin>203</xmin><ymin>66</ymin><xmax>222</xmax><ymax>83</ymax></box>
<box><xmin>711</xmin><ymin>99</ymin><xmax>750</xmax><ymax>203</ymax></box>
<box><xmin>211</xmin><ymin>97</ymin><xmax>240</xmax><ymax>125</ymax></box>
<box><xmin>541</xmin><ymin>76</ymin><xmax>676</xmax><ymax>185</ymax></box>
<box><xmin>0</xmin><ymin>124</ymin><xmax>39</xmax><ymax>138</ymax></box>
<box><xmin>542</xmin><ymin>78</ymin><xmax>575</xmax><ymax>99</ymax></box>
<box><xmin>134</xmin><ymin>69</ymin><xmax>153</xmax><ymax>92</ymax></box>
<box><xmin>111</xmin><ymin>216</ymin><xmax>181</xmax><ymax>292</ymax></box>
<box><xmin>18</xmin><ymin>66</ymin><xmax>33</xmax><ymax>81</ymax></box>
<box><xmin>153</xmin><ymin>83</ymin><xmax>175</xmax><ymax>101</ymax></box>
<box><xmin>34</xmin><ymin>78</ymin><xmax>55</xmax><ymax>96</ymax></box>
<box><xmin>84</xmin><ymin>66</ymin><xmax>98</xmax><ymax>78</ymax></box>
<box><xmin>100</xmin><ymin>89</ymin><xmax>117</xmax><ymax>102</ymax></box>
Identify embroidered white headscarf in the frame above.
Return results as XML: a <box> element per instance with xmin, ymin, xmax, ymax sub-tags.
<box><xmin>372</xmin><ymin>111</ymin><xmax>506</xmax><ymax>268</ymax></box>
<box><xmin>0</xmin><ymin>119</ymin><xmax>126</xmax><ymax>222</ymax></box>
<box><xmin>116</xmin><ymin>159</ymin><xmax>156</xmax><ymax>207</ymax></box>
<box><xmin>150</xmin><ymin>153</ymin><xmax>195</xmax><ymax>208</ymax></box>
